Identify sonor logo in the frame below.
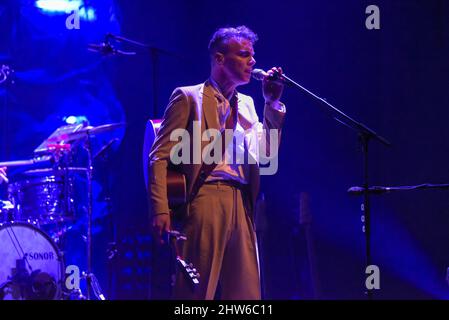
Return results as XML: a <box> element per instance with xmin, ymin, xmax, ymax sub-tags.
<box><xmin>26</xmin><ymin>252</ymin><xmax>55</xmax><ymax>260</ymax></box>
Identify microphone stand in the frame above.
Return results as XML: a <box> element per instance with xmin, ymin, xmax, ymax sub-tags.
<box><xmin>103</xmin><ymin>33</ymin><xmax>183</xmax><ymax>117</ymax></box>
<box><xmin>348</xmin><ymin>183</ymin><xmax>449</xmax><ymax>195</ymax></box>
<box><xmin>280</xmin><ymin>73</ymin><xmax>391</xmax><ymax>300</ymax></box>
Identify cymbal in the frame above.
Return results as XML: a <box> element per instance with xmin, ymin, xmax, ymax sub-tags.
<box><xmin>23</xmin><ymin>167</ymin><xmax>88</xmax><ymax>176</ymax></box>
<box><xmin>49</xmin><ymin>122</ymin><xmax>126</xmax><ymax>143</ymax></box>
<box><xmin>86</xmin><ymin>122</ymin><xmax>126</xmax><ymax>135</ymax></box>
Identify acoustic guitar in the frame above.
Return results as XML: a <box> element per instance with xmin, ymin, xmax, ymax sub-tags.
<box><xmin>168</xmin><ymin>230</ymin><xmax>200</xmax><ymax>289</ymax></box>
<box><xmin>143</xmin><ymin>119</ymin><xmax>187</xmax><ymax>209</ymax></box>
<box><xmin>145</xmin><ymin>120</ymin><xmax>199</xmax><ymax>287</ymax></box>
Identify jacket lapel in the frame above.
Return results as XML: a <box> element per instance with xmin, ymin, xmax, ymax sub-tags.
<box><xmin>202</xmin><ymin>82</ymin><xmax>220</xmax><ymax>131</ymax></box>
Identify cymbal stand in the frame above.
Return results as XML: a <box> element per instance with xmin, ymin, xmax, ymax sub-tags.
<box><xmin>81</xmin><ymin>131</ymin><xmax>106</xmax><ymax>300</ymax></box>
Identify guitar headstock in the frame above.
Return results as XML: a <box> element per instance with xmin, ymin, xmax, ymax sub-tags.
<box><xmin>177</xmin><ymin>256</ymin><xmax>200</xmax><ymax>287</ymax></box>
<box><xmin>168</xmin><ymin>229</ymin><xmax>200</xmax><ymax>287</ymax></box>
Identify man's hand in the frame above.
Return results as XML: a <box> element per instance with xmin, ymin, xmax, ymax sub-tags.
<box><xmin>262</xmin><ymin>67</ymin><xmax>284</xmax><ymax>103</ymax></box>
<box><xmin>0</xmin><ymin>167</ymin><xmax>8</xmax><ymax>184</ymax></box>
<box><xmin>152</xmin><ymin>212</ymin><xmax>171</xmax><ymax>245</ymax></box>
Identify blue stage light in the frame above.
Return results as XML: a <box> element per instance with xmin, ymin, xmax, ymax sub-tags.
<box><xmin>63</xmin><ymin>115</ymin><xmax>89</xmax><ymax>125</ymax></box>
<box><xmin>35</xmin><ymin>0</ymin><xmax>96</xmax><ymax>21</ymax></box>
<box><xmin>64</xmin><ymin>115</ymin><xmax>78</xmax><ymax>124</ymax></box>
<box><xmin>35</xmin><ymin>0</ymin><xmax>82</xmax><ymax>13</ymax></box>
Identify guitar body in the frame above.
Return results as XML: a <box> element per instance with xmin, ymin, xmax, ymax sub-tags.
<box><xmin>143</xmin><ymin>119</ymin><xmax>187</xmax><ymax>210</ymax></box>
<box><xmin>167</xmin><ymin>169</ymin><xmax>187</xmax><ymax>209</ymax></box>
<box><xmin>145</xmin><ymin>119</ymin><xmax>199</xmax><ymax>289</ymax></box>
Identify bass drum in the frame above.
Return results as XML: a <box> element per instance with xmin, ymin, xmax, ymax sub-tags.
<box><xmin>0</xmin><ymin>222</ymin><xmax>64</xmax><ymax>300</ymax></box>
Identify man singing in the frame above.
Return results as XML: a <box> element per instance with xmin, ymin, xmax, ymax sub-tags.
<box><xmin>148</xmin><ymin>25</ymin><xmax>286</xmax><ymax>299</ymax></box>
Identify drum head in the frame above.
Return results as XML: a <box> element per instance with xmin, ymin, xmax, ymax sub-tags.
<box><xmin>0</xmin><ymin>222</ymin><xmax>64</xmax><ymax>300</ymax></box>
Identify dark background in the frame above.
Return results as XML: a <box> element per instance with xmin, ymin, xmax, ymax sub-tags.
<box><xmin>1</xmin><ymin>0</ymin><xmax>448</xmax><ymax>299</ymax></box>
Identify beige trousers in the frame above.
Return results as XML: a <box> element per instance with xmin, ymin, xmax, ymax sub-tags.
<box><xmin>172</xmin><ymin>182</ymin><xmax>261</xmax><ymax>300</ymax></box>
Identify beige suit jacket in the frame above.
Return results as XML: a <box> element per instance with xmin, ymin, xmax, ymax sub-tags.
<box><xmin>148</xmin><ymin>80</ymin><xmax>285</xmax><ymax>218</ymax></box>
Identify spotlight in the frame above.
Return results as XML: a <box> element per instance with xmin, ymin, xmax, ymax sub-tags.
<box><xmin>63</xmin><ymin>115</ymin><xmax>89</xmax><ymax>126</ymax></box>
<box><xmin>35</xmin><ymin>0</ymin><xmax>96</xmax><ymax>21</ymax></box>
<box><xmin>35</xmin><ymin>0</ymin><xmax>82</xmax><ymax>13</ymax></box>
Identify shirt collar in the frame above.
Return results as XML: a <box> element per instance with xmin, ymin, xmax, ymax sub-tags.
<box><xmin>208</xmin><ymin>77</ymin><xmax>238</xmax><ymax>102</ymax></box>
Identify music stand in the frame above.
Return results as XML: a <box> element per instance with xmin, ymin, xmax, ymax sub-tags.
<box><xmin>34</xmin><ymin>123</ymin><xmax>87</xmax><ymax>156</ymax></box>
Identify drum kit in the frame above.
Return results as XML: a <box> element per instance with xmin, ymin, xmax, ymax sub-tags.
<box><xmin>0</xmin><ymin>121</ymin><xmax>124</xmax><ymax>300</ymax></box>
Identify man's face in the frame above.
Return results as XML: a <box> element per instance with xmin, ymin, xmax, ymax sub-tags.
<box><xmin>220</xmin><ymin>38</ymin><xmax>256</xmax><ymax>86</ymax></box>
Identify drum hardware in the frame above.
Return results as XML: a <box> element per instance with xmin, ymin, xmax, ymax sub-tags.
<box><xmin>58</xmin><ymin>272</ymin><xmax>105</xmax><ymax>300</ymax></box>
<box><xmin>0</xmin><ymin>200</ymin><xmax>14</xmax><ymax>211</ymax></box>
<box><xmin>45</xmin><ymin>144</ymin><xmax>72</xmax><ymax>163</ymax></box>
<box><xmin>0</xmin><ymin>222</ymin><xmax>64</xmax><ymax>300</ymax></box>
<box><xmin>82</xmin><ymin>129</ymin><xmax>102</xmax><ymax>300</ymax></box>
<box><xmin>0</xmin><ymin>155</ymin><xmax>53</xmax><ymax>169</ymax></box>
<box><xmin>47</xmin><ymin>225</ymin><xmax>72</xmax><ymax>246</ymax></box>
<box><xmin>0</xmin><ymin>122</ymin><xmax>125</xmax><ymax>299</ymax></box>
<box><xmin>1</xmin><ymin>199</ymin><xmax>25</xmax><ymax>226</ymax></box>
<box><xmin>61</xmin><ymin>122</ymin><xmax>124</xmax><ymax>300</ymax></box>
<box><xmin>7</xmin><ymin>261</ymin><xmax>59</xmax><ymax>300</ymax></box>
<box><xmin>65</xmin><ymin>288</ymin><xmax>86</xmax><ymax>300</ymax></box>
<box><xmin>51</xmin><ymin>122</ymin><xmax>124</xmax><ymax>300</ymax></box>
<box><xmin>81</xmin><ymin>271</ymin><xmax>105</xmax><ymax>300</ymax></box>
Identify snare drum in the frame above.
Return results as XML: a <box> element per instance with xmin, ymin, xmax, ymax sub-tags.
<box><xmin>0</xmin><ymin>222</ymin><xmax>64</xmax><ymax>300</ymax></box>
<box><xmin>7</xmin><ymin>169</ymin><xmax>76</xmax><ymax>225</ymax></box>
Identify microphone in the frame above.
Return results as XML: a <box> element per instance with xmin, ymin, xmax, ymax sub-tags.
<box><xmin>88</xmin><ymin>41</ymin><xmax>115</xmax><ymax>55</ymax></box>
<box><xmin>347</xmin><ymin>186</ymin><xmax>391</xmax><ymax>195</ymax></box>
<box><xmin>88</xmin><ymin>35</ymin><xmax>136</xmax><ymax>56</ymax></box>
<box><xmin>251</xmin><ymin>68</ymin><xmax>290</xmax><ymax>85</ymax></box>
<box><xmin>251</xmin><ymin>68</ymin><xmax>268</xmax><ymax>81</ymax></box>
